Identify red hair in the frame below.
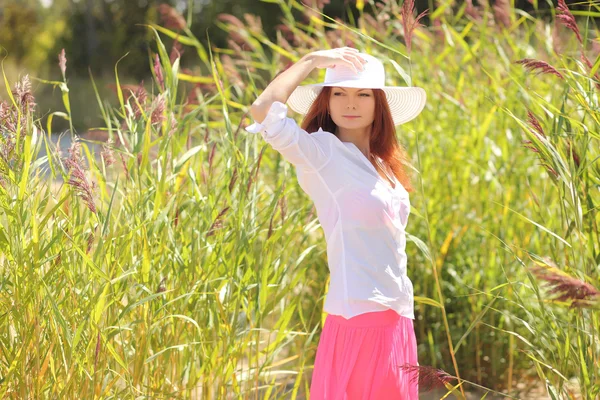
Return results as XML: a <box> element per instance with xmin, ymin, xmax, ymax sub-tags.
<box><xmin>300</xmin><ymin>86</ymin><xmax>414</xmax><ymax>193</ymax></box>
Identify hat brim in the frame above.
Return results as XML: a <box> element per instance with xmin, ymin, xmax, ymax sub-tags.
<box><xmin>287</xmin><ymin>85</ymin><xmax>426</xmax><ymax>126</ymax></box>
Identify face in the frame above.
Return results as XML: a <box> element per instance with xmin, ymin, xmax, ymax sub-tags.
<box><xmin>328</xmin><ymin>86</ymin><xmax>375</xmax><ymax>134</ymax></box>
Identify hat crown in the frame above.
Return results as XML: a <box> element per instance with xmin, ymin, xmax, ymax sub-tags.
<box><xmin>323</xmin><ymin>53</ymin><xmax>385</xmax><ymax>88</ymax></box>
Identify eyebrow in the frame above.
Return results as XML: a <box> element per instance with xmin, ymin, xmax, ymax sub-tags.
<box><xmin>337</xmin><ymin>88</ymin><xmax>369</xmax><ymax>92</ymax></box>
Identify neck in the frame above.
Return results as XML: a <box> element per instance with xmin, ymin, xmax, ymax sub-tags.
<box><xmin>336</xmin><ymin>126</ymin><xmax>371</xmax><ymax>158</ymax></box>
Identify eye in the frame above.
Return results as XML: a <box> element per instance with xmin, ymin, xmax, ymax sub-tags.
<box><xmin>334</xmin><ymin>92</ymin><xmax>370</xmax><ymax>96</ymax></box>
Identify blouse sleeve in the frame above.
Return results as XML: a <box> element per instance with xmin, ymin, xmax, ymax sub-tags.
<box><xmin>245</xmin><ymin>101</ymin><xmax>331</xmax><ymax>172</ymax></box>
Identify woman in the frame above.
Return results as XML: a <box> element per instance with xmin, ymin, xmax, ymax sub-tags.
<box><xmin>245</xmin><ymin>47</ymin><xmax>426</xmax><ymax>399</ymax></box>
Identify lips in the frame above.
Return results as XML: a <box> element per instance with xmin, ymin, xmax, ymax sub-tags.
<box><xmin>343</xmin><ymin>116</ymin><xmax>360</xmax><ymax>118</ymax></box>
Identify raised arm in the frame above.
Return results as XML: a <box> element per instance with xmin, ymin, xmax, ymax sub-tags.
<box><xmin>249</xmin><ymin>53</ymin><xmax>317</xmax><ymax>124</ymax></box>
<box><xmin>246</xmin><ymin>48</ymin><xmax>367</xmax><ymax>172</ymax></box>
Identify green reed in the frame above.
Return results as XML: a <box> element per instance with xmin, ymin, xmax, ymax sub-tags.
<box><xmin>1</xmin><ymin>0</ymin><xmax>600</xmax><ymax>399</ymax></box>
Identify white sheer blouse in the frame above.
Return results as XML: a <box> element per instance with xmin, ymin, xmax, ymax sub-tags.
<box><xmin>245</xmin><ymin>101</ymin><xmax>414</xmax><ymax>320</ymax></box>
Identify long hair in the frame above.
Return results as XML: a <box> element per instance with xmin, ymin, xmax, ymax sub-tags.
<box><xmin>300</xmin><ymin>86</ymin><xmax>414</xmax><ymax>193</ymax></box>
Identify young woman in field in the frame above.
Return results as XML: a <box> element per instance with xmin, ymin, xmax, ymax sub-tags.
<box><xmin>245</xmin><ymin>47</ymin><xmax>426</xmax><ymax>399</ymax></box>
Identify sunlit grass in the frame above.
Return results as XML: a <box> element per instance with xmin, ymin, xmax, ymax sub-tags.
<box><xmin>1</xmin><ymin>0</ymin><xmax>599</xmax><ymax>399</ymax></box>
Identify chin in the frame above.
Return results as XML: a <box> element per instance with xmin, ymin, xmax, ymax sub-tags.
<box><xmin>338</xmin><ymin>122</ymin><xmax>368</xmax><ymax>129</ymax></box>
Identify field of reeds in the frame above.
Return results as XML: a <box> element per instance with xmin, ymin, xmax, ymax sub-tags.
<box><xmin>1</xmin><ymin>0</ymin><xmax>599</xmax><ymax>398</ymax></box>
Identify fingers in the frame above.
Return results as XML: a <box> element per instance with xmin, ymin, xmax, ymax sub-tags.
<box><xmin>334</xmin><ymin>47</ymin><xmax>364</xmax><ymax>73</ymax></box>
<box><xmin>342</xmin><ymin>56</ymin><xmax>359</xmax><ymax>74</ymax></box>
<box><xmin>327</xmin><ymin>47</ymin><xmax>364</xmax><ymax>73</ymax></box>
<box><xmin>341</xmin><ymin>53</ymin><xmax>366</xmax><ymax>74</ymax></box>
<box><xmin>349</xmin><ymin>53</ymin><xmax>367</xmax><ymax>70</ymax></box>
<box><xmin>335</xmin><ymin>47</ymin><xmax>359</xmax><ymax>55</ymax></box>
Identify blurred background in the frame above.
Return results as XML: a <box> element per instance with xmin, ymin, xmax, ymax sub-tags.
<box><xmin>1</xmin><ymin>0</ymin><xmax>367</xmax><ymax>133</ymax></box>
<box><xmin>0</xmin><ymin>0</ymin><xmax>586</xmax><ymax>133</ymax></box>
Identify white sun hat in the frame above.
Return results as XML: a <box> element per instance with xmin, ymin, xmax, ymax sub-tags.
<box><xmin>287</xmin><ymin>52</ymin><xmax>426</xmax><ymax>126</ymax></box>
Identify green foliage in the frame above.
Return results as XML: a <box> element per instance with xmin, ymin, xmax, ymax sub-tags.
<box><xmin>0</xmin><ymin>0</ymin><xmax>599</xmax><ymax>399</ymax></box>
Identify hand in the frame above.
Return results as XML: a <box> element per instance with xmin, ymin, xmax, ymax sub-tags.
<box><xmin>308</xmin><ymin>47</ymin><xmax>367</xmax><ymax>74</ymax></box>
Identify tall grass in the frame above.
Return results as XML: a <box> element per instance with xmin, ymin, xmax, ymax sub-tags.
<box><xmin>1</xmin><ymin>0</ymin><xmax>599</xmax><ymax>398</ymax></box>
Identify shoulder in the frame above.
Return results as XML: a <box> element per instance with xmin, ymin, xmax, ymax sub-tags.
<box><xmin>310</xmin><ymin>127</ymin><xmax>339</xmax><ymax>142</ymax></box>
<box><xmin>308</xmin><ymin>129</ymin><xmax>343</xmax><ymax>155</ymax></box>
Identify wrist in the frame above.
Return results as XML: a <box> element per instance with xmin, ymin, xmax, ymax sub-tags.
<box><xmin>300</xmin><ymin>53</ymin><xmax>316</xmax><ymax>69</ymax></box>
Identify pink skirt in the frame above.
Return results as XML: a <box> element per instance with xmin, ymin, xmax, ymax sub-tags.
<box><xmin>310</xmin><ymin>309</ymin><xmax>419</xmax><ymax>400</ymax></box>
